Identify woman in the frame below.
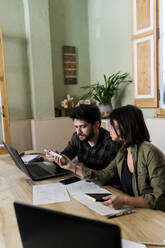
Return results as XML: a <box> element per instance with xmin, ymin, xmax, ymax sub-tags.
<box><xmin>48</xmin><ymin>105</ymin><xmax>165</xmax><ymax>211</ymax></box>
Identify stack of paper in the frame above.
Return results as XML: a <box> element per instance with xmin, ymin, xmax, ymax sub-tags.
<box><xmin>122</xmin><ymin>240</ymin><xmax>146</xmax><ymax>248</ymax></box>
<box><xmin>32</xmin><ymin>180</ymin><xmax>132</xmax><ymax>218</ymax></box>
<box><xmin>22</xmin><ymin>154</ymin><xmax>40</xmax><ymax>164</ymax></box>
<box><xmin>33</xmin><ymin>183</ymin><xmax>70</xmax><ymax>205</ymax></box>
<box><xmin>66</xmin><ymin>180</ymin><xmax>129</xmax><ymax>216</ymax></box>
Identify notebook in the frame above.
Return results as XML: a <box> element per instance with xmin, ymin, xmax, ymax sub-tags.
<box><xmin>3</xmin><ymin>141</ymin><xmax>68</xmax><ymax>181</ymax></box>
<box><xmin>14</xmin><ymin>201</ymin><xmax>121</xmax><ymax>248</ymax></box>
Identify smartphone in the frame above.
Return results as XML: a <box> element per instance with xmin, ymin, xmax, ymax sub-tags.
<box><xmin>85</xmin><ymin>193</ymin><xmax>112</xmax><ymax>202</ymax></box>
<box><xmin>49</xmin><ymin>150</ymin><xmax>66</xmax><ymax>165</ymax></box>
<box><xmin>60</xmin><ymin>176</ymin><xmax>81</xmax><ymax>185</ymax></box>
<box><xmin>49</xmin><ymin>150</ymin><xmax>62</xmax><ymax>159</ymax></box>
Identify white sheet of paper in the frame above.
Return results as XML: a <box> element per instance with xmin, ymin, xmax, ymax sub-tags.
<box><xmin>66</xmin><ymin>180</ymin><xmax>123</xmax><ymax>216</ymax></box>
<box><xmin>33</xmin><ymin>183</ymin><xmax>70</xmax><ymax>205</ymax></box>
<box><xmin>66</xmin><ymin>180</ymin><xmax>111</xmax><ymax>195</ymax></box>
<box><xmin>72</xmin><ymin>193</ymin><xmax>122</xmax><ymax>216</ymax></box>
<box><xmin>122</xmin><ymin>239</ymin><xmax>146</xmax><ymax>248</ymax></box>
<box><xmin>22</xmin><ymin>154</ymin><xmax>39</xmax><ymax>164</ymax></box>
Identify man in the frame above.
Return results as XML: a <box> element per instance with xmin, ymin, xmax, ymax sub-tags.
<box><xmin>46</xmin><ymin>104</ymin><xmax>118</xmax><ymax>170</ymax></box>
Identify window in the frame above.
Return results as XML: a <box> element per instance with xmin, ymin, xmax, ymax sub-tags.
<box><xmin>132</xmin><ymin>0</ymin><xmax>158</xmax><ymax>109</ymax></box>
<box><xmin>160</xmin><ymin>0</ymin><xmax>165</xmax><ymax>109</ymax></box>
<box><xmin>132</xmin><ymin>0</ymin><xmax>165</xmax><ymax>116</ymax></box>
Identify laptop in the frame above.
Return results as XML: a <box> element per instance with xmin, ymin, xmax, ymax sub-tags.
<box><xmin>3</xmin><ymin>141</ymin><xmax>68</xmax><ymax>181</ymax></box>
<box><xmin>14</xmin><ymin>201</ymin><xmax>121</xmax><ymax>248</ymax></box>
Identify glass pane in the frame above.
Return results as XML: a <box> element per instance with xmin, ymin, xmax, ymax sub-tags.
<box><xmin>0</xmin><ymin>94</ymin><xmax>4</xmax><ymax>141</ymax></box>
<box><xmin>162</xmin><ymin>0</ymin><xmax>165</xmax><ymax>32</ymax></box>
<box><xmin>162</xmin><ymin>34</ymin><xmax>165</xmax><ymax>71</ymax></box>
<box><xmin>160</xmin><ymin>0</ymin><xmax>165</xmax><ymax>109</ymax></box>
<box><xmin>0</xmin><ymin>113</ymin><xmax>3</xmax><ymax>141</ymax></box>
<box><xmin>160</xmin><ymin>73</ymin><xmax>165</xmax><ymax>109</ymax></box>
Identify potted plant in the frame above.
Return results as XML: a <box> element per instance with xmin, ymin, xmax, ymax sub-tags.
<box><xmin>80</xmin><ymin>71</ymin><xmax>131</xmax><ymax>118</ymax></box>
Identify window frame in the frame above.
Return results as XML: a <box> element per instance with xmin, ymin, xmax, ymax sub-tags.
<box><xmin>156</xmin><ymin>0</ymin><xmax>165</xmax><ymax>116</ymax></box>
<box><xmin>132</xmin><ymin>0</ymin><xmax>158</xmax><ymax>109</ymax></box>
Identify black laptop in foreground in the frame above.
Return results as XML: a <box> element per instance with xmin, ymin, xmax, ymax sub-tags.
<box><xmin>3</xmin><ymin>142</ymin><xmax>68</xmax><ymax>181</ymax></box>
<box><xmin>14</xmin><ymin>201</ymin><xmax>121</xmax><ymax>248</ymax></box>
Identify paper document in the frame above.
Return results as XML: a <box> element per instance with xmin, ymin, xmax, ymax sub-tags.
<box><xmin>33</xmin><ymin>183</ymin><xmax>70</xmax><ymax>205</ymax></box>
<box><xmin>66</xmin><ymin>180</ymin><xmax>126</xmax><ymax>216</ymax></box>
<box><xmin>66</xmin><ymin>180</ymin><xmax>111</xmax><ymax>196</ymax></box>
<box><xmin>22</xmin><ymin>154</ymin><xmax>39</xmax><ymax>164</ymax></box>
<box><xmin>122</xmin><ymin>240</ymin><xmax>146</xmax><ymax>248</ymax></box>
<box><xmin>72</xmin><ymin>193</ymin><xmax>122</xmax><ymax>216</ymax></box>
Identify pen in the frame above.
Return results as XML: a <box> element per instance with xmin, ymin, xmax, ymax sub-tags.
<box><xmin>108</xmin><ymin>209</ymin><xmax>134</xmax><ymax>219</ymax></box>
<box><xmin>141</xmin><ymin>242</ymin><xmax>165</xmax><ymax>247</ymax></box>
<box><xmin>28</xmin><ymin>153</ymin><xmax>41</xmax><ymax>155</ymax></box>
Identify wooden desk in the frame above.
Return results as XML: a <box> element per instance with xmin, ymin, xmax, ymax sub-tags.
<box><xmin>0</xmin><ymin>154</ymin><xmax>165</xmax><ymax>248</ymax></box>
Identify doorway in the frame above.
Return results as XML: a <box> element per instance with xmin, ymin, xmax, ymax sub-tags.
<box><xmin>0</xmin><ymin>27</ymin><xmax>10</xmax><ymax>153</ymax></box>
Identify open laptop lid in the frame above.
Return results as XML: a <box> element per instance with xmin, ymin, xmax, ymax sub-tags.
<box><xmin>14</xmin><ymin>201</ymin><xmax>121</xmax><ymax>248</ymax></box>
<box><xmin>3</xmin><ymin>141</ymin><xmax>30</xmax><ymax>177</ymax></box>
<box><xmin>3</xmin><ymin>141</ymin><xmax>68</xmax><ymax>180</ymax></box>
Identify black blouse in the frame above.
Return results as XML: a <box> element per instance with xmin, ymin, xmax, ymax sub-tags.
<box><xmin>121</xmin><ymin>155</ymin><xmax>134</xmax><ymax>196</ymax></box>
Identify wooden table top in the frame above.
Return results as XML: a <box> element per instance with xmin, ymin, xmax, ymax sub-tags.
<box><xmin>0</xmin><ymin>154</ymin><xmax>165</xmax><ymax>248</ymax></box>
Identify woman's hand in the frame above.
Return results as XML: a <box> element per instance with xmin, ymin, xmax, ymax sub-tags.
<box><xmin>75</xmin><ymin>161</ymin><xmax>86</xmax><ymax>168</ymax></box>
<box><xmin>101</xmin><ymin>194</ymin><xmax>128</xmax><ymax>209</ymax></box>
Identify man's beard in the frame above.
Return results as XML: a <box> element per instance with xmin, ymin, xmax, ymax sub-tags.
<box><xmin>78</xmin><ymin>129</ymin><xmax>95</xmax><ymax>142</ymax></box>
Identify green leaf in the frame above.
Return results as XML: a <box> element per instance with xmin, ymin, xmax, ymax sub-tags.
<box><xmin>80</xmin><ymin>72</ymin><xmax>132</xmax><ymax>103</ymax></box>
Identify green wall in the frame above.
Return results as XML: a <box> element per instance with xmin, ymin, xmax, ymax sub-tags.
<box><xmin>0</xmin><ymin>0</ymin><xmax>55</xmax><ymax>121</ymax></box>
<box><xmin>23</xmin><ymin>0</ymin><xmax>55</xmax><ymax>120</ymax></box>
<box><xmin>0</xmin><ymin>0</ymin><xmax>32</xmax><ymax>121</ymax></box>
<box><xmin>49</xmin><ymin>0</ymin><xmax>90</xmax><ymax>107</ymax></box>
<box><xmin>88</xmin><ymin>0</ymin><xmax>132</xmax><ymax>106</ymax></box>
<box><xmin>88</xmin><ymin>0</ymin><xmax>155</xmax><ymax>117</ymax></box>
<box><xmin>0</xmin><ymin>0</ymin><xmax>155</xmax><ymax>121</ymax></box>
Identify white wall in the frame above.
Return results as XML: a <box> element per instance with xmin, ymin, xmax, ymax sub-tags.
<box><xmin>31</xmin><ymin>117</ymin><xmax>75</xmax><ymax>152</ymax></box>
<box><xmin>146</xmin><ymin>118</ymin><xmax>165</xmax><ymax>154</ymax></box>
<box><xmin>31</xmin><ymin>117</ymin><xmax>165</xmax><ymax>154</ymax></box>
<box><xmin>10</xmin><ymin>117</ymin><xmax>74</xmax><ymax>153</ymax></box>
<box><xmin>10</xmin><ymin>117</ymin><xmax>165</xmax><ymax>155</ymax></box>
<box><xmin>10</xmin><ymin>120</ymin><xmax>32</xmax><ymax>151</ymax></box>
<box><xmin>101</xmin><ymin>118</ymin><xmax>165</xmax><ymax>154</ymax></box>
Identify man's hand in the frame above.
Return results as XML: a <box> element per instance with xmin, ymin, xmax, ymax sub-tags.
<box><xmin>44</xmin><ymin>149</ymin><xmax>60</xmax><ymax>162</ymax></box>
<box><xmin>44</xmin><ymin>149</ymin><xmax>76</xmax><ymax>173</ymax></box>
<box><xmin>75</xmin><ymin>162</ymin><xmax>86</xmax><ymax>168</ymax></box>
<box><xmin>57</xmin><ymin>154</ymin><xmax>76</xmax><ymax>173</ymax></box>
<box><xmin>44</xmin><ymin>150</ymin><xmax>83</xmax><ymax>177</ymax></box>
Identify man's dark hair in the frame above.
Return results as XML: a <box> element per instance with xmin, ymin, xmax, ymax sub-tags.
<box><xmin>70</xmin><ymin>104</ymin><xmax>101</xmax><ymax>125</ymax></box>
<box><xmin>109</xmin><ymin>105</ymin><xmax>150</xmax><ymax>150</ymax></box>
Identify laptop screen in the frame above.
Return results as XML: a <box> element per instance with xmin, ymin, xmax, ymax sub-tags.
<box><xmin>3</xmin><ymin>141</ymin><xmax>30</xmax><ymax>176</ymax></box>
<box><xmin>14</xmin><ymin>202</ymin><xmax>121</xmax><ymax>248</ymax></box>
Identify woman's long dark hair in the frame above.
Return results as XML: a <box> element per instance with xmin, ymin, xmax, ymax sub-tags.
<box><xmin>109</xmin><ymin>105</ymin><xmax>150</xmax><ymax>150</ymax></box>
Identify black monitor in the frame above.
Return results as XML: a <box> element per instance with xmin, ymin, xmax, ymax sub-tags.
<box><xmin>14</xmin><ymin>201</ymin><xmax>121</xmax><ymax>248</ymax></box>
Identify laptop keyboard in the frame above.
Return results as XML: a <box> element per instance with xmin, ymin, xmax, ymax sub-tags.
<box><xmin>28</xmin><ymin>164</ymin><xmax>52</xmax><ymax>177</ymax></box>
